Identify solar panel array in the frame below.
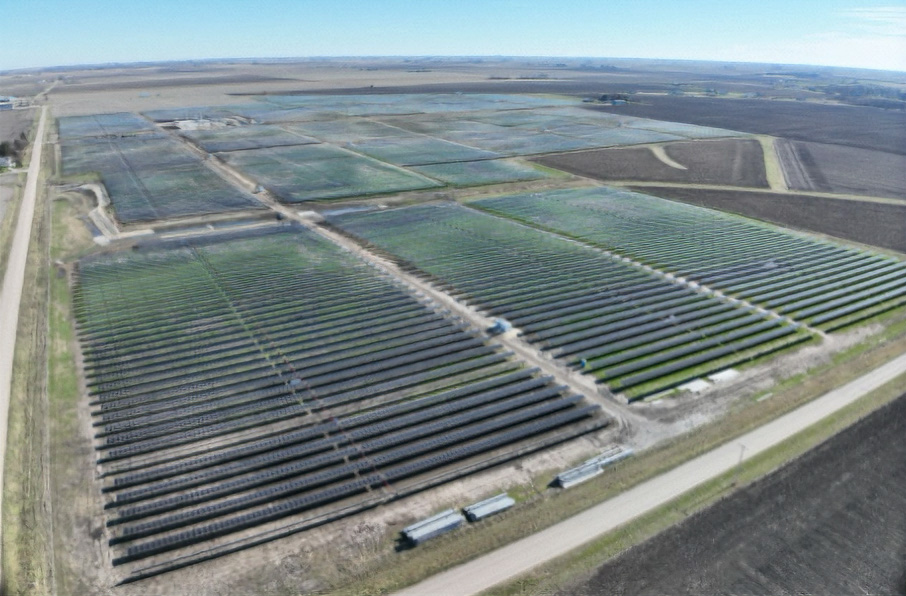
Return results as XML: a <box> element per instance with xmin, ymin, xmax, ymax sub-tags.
<box><xmin>473</xmin><ymin>187</ymin><xmax>906</xmax><ymax>331</ymax></box>
<box><xmin>72</xmin><ymin>226</ymin><xmax>602</xmax><ymax>567</ymax></box>
<box><xmin>329</xmin><ymin>204</ymin><xmax>808</xmax><ymax>399</ymax></box>
<box><xmin>57</xmin><ymin>131</ymin><xmax>261</xmax><ymax>223</ymax></box>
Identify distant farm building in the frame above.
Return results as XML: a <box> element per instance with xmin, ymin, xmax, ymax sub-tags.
<box><xmin>598</xmin><ymin>93</ymin><xmax>630</xmax><ymax>105</ymax></box>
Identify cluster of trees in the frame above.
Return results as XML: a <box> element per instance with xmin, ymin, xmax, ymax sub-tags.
<box><xmin>809</xmin><ymin>83</ymin><xmax>906</xmax><ymax>110</ymax></box>
<box><xmin>0</xmin><ymin>132</ymin><xmax>27</xmax><ymax>166</ymax></box>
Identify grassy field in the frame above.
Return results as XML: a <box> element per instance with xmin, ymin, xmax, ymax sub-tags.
<box><xmin>46</xmin><ymin>195</ymin><xmax>98</xmax><ymax>596</ymax></box>
<box><xmin>1</xmin><ymin>114</ymin><xmax>99</xmax><ymax>594</ymax></box>
<box><xmin>0</xmin><ymin>174</ymin><xmax>25</xmax><ymax>281</ymax></box>
<box><xmin>0</xmin><ymin>147</ymin><xmax>53</xmax><ymax>596</ymax></box>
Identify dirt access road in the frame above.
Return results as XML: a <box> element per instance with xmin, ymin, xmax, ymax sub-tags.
<box><xmin>0</xmin><ymin>107</ymin><xmax>47</xmax><ymax>580</ymax></box>
<box><xmin>395</xmin><ymin>350</ymin><xmax>906</xmax><ymax>596</ymax></box>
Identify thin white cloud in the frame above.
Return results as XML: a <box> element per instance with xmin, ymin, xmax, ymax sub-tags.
<box><xmin>729</xmin><ymin>5</ymin><xmax>906</xmax><ymax>71</ymax></box>
<box><xmin>839</xmin><ymin>5</ymin><xmax>906</xmax><ymax>37</ymax></box>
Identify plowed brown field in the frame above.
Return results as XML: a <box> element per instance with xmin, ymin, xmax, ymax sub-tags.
<box><xmin>573</xmin><ymin>391</ymin><xmax>906</xmax><ymax>596</ymax></box>
<box><xmin>535</xmin><ymin>139</ymin><xmax>768</xmax><ymax>187</ymax></box>
<box><xmin>635</xmin><ymin>186</ymin><xmax>906</xmax><ymax>253</ymax></box>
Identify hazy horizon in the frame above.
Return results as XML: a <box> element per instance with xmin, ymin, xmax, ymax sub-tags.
<box><xmin>3</xmin><ymin>0</ymin><xmax>905</xmax><ymax>73</ymax></box>
<box><xmin>3</xmin><ymin>55</ymin><xmax>906</xmax><ymax>77</ymax></box>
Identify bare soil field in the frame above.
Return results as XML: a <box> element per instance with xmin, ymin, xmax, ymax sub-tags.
<box><xmin>0</xmin><ymin>75</ymin><xmax>46</xmax><ymax>98</ymax></box>
<box><xmin>0</xmin><ymin>109</ymin><xmax>33</xmax><ymax>144</ymax></box>
<box><xmin>590</xmin><ymin>96</ymin><xmax>906</xmax><ymax>155</ymax></box>
<box><xmin>571</xmin><ymin>391</ymin><xmax>906</xmax><ymax>596</ymax></box>
<box><xmin>535</xmin><ymin>139</ymin><xmax>768</xmax><ymax>188</ymax></box>
<box><xmin>776</xmin><ymin>139</ymin><xmax>906</xmax><ymax>199</ymax></box>
<box><xmin>634</xmin><ymin>186</ymin><xmax>906</xmax><ymax>254</ymax></box>
<box><xmin>43</xmin><ymin>60</ymin><xmax>560</xmax><ymax>116</ymax></box>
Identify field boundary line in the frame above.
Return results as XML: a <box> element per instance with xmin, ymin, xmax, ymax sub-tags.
<box><xmin>394</xmin><ymin>350</ymin><xmax>906</xmax><ymax>596</ymax></box>
<box><xmin>606</xmin><ymin>180</ymin><xmax>906</xmax><ymax>206</ymax></box>
<box><xmin>0</xmin><ymin>106</ymin><xmax>48</xmax><ymax>583</ymax></box>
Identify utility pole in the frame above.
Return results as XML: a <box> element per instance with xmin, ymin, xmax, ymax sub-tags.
<box><xmin>732</xmin><ymin>443</ymin><xmax>746</xmax><ymax>487</ymax></box>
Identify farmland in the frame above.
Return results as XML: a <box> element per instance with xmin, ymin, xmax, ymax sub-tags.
<box><xmin>72</xmin><ymin>225</ymin><xmax>604</xmax><ymax>576</ymax></box>
<box><xmin>638</xmin><ymin>186</ymin><xmax>906</xmax><ymax>254</ymax></box>
<box><xmin>775</xmin><ymin>139</ymin><xmax>906</xmax><ymax>199</ymax></box>
<box><xmin>535</xmin><ymin>138</ymin><xmax>769</xmax><ymax>187</ymax></box>
<box><xmin>330</xmin><ymin>203</ymin><xmax>809</xmax><ymax>399</ymax></box>
<box><xmin>55</xmin><ymin>94</ymin><xmax>746</xmax><ymax>219</ymax></box>
<box><xmin>2</xmin><ymin>57</ymin><xmax>904</xmax><ymax>596</ymax></box>
<box><xmin>590</xmin><ymin>95</ymin><xmax>906</xmax><ymax>155</ymax></box>
<box><xmin>573</xmin><ymin>390</ymin><xmax>906</xmax><ymax>596</ymax></box>
<box><xmin>474</xmin><ymin>187</ymin><xmax>906</xmax><ymax>330</ymax></box>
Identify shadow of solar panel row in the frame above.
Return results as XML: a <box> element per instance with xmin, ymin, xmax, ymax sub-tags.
<box><xmin>100</xmin><ymin>366</ymin><xmax>535</xmax><ymax>486</ymax></box>
<box><xmin>106</xmin><ymin>370</ymin><xmax>546</xmax><ymax>496</ymax></box>
<box><xmin>472</xmin><ymin>187</ymin><xmax>906</xmax><ymax>331</ymax></box>
<box><xmin>114</xmin><ymin>404</ymin><xmax>599</xmax><ymax>564</ymax></box>
<box><xmin>73</xmin><ymin>226</ymin><xmax>602</xmax><ymax>566</ymax></box>
<box><xmin>329</xmin><ymin>203</ymin><xmax>806</xmax><ymax>399</ymax></box>
<box><xmin>108</xmin><ymin>396</ymin><xmax>586</xmax><ymax>545</ymax></box>
<box><xmin>109</xmin><ymin>384</ymin><xmax>570</xmax><ymax>523</ymax></box>
<box><xmin>99</xmin><ymin>351</ymin><xmax>514</xmax><ymax>463</ymax></box>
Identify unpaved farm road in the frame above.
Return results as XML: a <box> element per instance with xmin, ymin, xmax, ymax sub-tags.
<box><xmin>0</xmin><ymin>107</ymin><xmax>47</xmax><ymax>579</ymax></box>
<box><xmin>396</xmin><ymin>350</ymin><xmax>906</xmax><ymax>596</ymax></box>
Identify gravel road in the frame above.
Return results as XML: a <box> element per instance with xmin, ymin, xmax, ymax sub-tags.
<box><xmin>0</xmin><ymin>106</ymin><xmax>47</xmax><ymax>579</ymax></box>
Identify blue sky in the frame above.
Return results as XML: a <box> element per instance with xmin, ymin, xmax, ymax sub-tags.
<box><xmin>2</xmin><ymin>0</ymin><xmax>904</xmax><ymax>71</ymax></box>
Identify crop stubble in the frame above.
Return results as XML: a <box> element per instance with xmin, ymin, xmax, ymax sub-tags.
<box><xmin>535</xmin><ymin>138</ymin><xmax>768</xmax><ymax>188</ymax></box>
<box><xmin>574</xmin><ymin>391</ymin><xmax>906</xmax><ymax>595</ymax></box>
